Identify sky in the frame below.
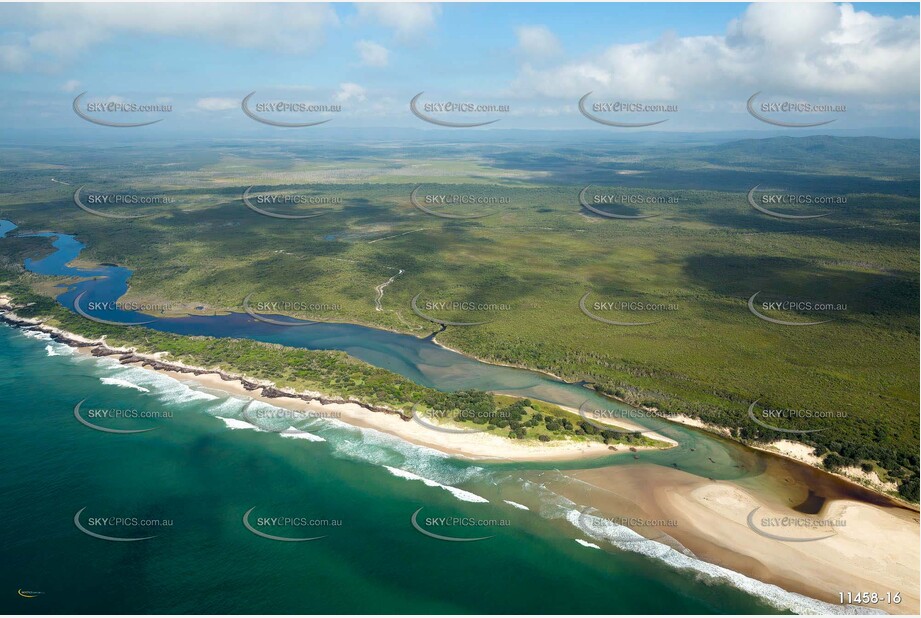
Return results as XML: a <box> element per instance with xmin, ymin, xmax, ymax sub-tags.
<box><xmin>0</xmin><ymin>2</ymin><xmax>918</xmax><ymax>135</ymax></box>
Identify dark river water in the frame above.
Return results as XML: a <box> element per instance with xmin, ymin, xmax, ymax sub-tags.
<box><xmin>1</xmin><ymin>220</ymin><xmax>888</xmax><ymax>614</ymax></box>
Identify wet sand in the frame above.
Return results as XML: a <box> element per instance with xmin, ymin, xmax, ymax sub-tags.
<box><xmin>4</xmin><ymin>304</ymin><xmax>918</xmax><ymax>612</ymax></box>
<box><xmin>539</xmin><ymin>463</ymin><xmax>919</xmax><ymax>614</ymax></box>
<box><xmin>162</xmin><ymin>368</ymin><xmax>635</xmax><ymax>462</ymax></box>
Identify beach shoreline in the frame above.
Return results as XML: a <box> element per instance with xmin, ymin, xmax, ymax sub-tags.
<box><xmin>431</xmin><ymin>328</ymin><xmax>912</xmax><ymax>506</ymax></box>
<box><xmin>665</xmin><ymin>411</ymin><xmax>907</xmax><ymax>504</ymax></box>
<box><xmin>5</xmin><ymin>275</ymin><xmax>908</xmax><ymax>505</ymax></box>
<box><xmin>0</xmin><ymin>305</ymin><xmax>649</xmax><ymax>463</ymax></box>
<box><xmin>0</xmin><ymin>290</ymin><xmax>910</xmax><ymax>500</ymax></box>
<box><xmin>4</xmin><ymin>305</ymin><xmax>919</xmax><ymax>614</ymax></box>
<box><xmin>546</xmin><ymin>464</ymin><xmax>920</xmax><ymax>615</ymax></box>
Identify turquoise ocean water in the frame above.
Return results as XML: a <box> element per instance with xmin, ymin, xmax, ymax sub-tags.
<box><xmin>0</xmin><ymin>221</ymin><xmax>865</xmax><ymax>613</ymax></box>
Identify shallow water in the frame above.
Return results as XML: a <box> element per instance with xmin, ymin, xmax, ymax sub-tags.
<box><xmin>0</xmin><ymin>323</ymin><xmax>833</xmax><ymax>614</ymax></box>
<box><xmin>15</xmin><ymin>226</ymin><xmax>753</xmax><ymax>480</ymax></box>
<box><xmin>0</xmin><ymin>221</ymin><xmax>893</xmax><ymax>613</ymax></box>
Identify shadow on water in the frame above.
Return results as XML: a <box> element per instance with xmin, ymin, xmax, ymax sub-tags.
<box><xmin>793</xmin><ymin>489</ymin><xmax>826</xmax><ymax>514</ymax></box>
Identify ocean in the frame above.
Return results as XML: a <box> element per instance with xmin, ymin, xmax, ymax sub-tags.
<box><xmin>0</xmin><ymin>221</ymin><xmax>874</xmax><ymax>614</ymax></box>
<box><xmin>5</xmin><ymin>321</ymin><xmax>859</xmax><ymax>615</ymax></box>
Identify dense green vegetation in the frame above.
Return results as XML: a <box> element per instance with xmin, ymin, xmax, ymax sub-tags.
<box><xmin>0</xmin><ymin>279</ymin><xmax>660</xmax><ymax>449</ymax></box>
<box><xmin>417</xmin><ymin>392</ymin><xmax>659</xmax><ymax>446</ymax></box>
<box><xmin>0</xmin><ymin>135</ymin><xmax>916</xmax><ymax>499</ymax></box>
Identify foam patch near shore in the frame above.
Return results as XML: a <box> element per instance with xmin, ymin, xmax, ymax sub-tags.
<box><xmin>383</xmin><ymin>465</ymin><xmax>489</xmax><ymax>504</ymax></box>
<box><xmin>34</xmin><ymin>330</ymin><xmax>489</xmax><ymax>492</ymax></box>
<box><xmin>280</xmin><ymin>427</ymin><xmax>326</xmax><ymax>442</ymax></box>
<box><xmin>323</xmin><ymin>416</ymin><xmax>486</xmax><ymax>487</ymax></box>
<box><xmin>2</xmin><ymin>308</ymin><xmax>909</xmax><ymax>615</ymax></box>
<box><xmin>19</xmin><ymin>329</ymin><xmax>50</xmax><ymax>341</ymax></box>
<box><xmin>216</xmin><ymin>416</ymin><xmax>261</xmax><ymax>431</ymax></box>
<box><xmin>100</xmin><ymin>377</ymin><xmax>150</xmax><ymax>393</ymax></box>
<box><xmin>99</xmin><ymin>364</ymin><xmax>221</xmax><ymax>406</ymax></box>
<box><xmin>575</xmin><ymin>539</ymin><xmax>601</xmax><ymax>549</ymax></box>
<box><xmin>566</xmin><ymin>509</ymin><xmax>884</xmax><ymax>616</ymax></box>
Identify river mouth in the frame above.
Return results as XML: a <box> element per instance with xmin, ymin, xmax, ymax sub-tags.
<box><xmin>2</xmin><ymin>220</ymin><xmax>914</xmax><ymax>509</ymax></box>
<box><xmin>2</xmin><ymin>218</ymin><xmax>918</xmax><ymax>616</ymax></box>
<box><xmin>3</xmin><ymin>319</ymin><xmax>872</xmax><ymax>616</ymax></box>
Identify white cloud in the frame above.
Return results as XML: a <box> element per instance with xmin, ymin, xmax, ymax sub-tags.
<box><xmin>196</xmin><ymin>97</ymin><xmax>238</xmax><ymax>111</ymax></box>
<box><xmin>355</xmin><ymin>3</ymin><xmax>438</xmax><ymax>41</ymax></box>
<box><xmin>335</xmin><ymin>82</ymin><xmax>366</xmax><ymax>103</ymax></box>
<box><xmin>0</xmin><ymin>44</ymin><xmax>30</xmax><ymax>72</ymax></box>
<box><xmin>515</xmin><ymin>25</ymin><xmax>561</xmax><ymax>60</ymax></box>
<box><xmin>60</xmin><ymin>79</ymin><xmax>80</xmax><ymax>93</ymax></box>
<box><xmin>356</xmin><ymin>40</ymin><xmax>389</xmax><ymax>67</ymax></box>
<box><xmin>0</xmin><ymin>3</ymin><xmax>339</xmax><ymax>71</ymax></box>
<box><xmin>510</xmin><ymin>3</ymin><xmax>919</xmax><ymax>102</ymax></box>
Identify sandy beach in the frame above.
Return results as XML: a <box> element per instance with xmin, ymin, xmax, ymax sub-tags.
<box><xmin>3</xmin><ymin>301</ymin><xmax>918</xmax><ymax>613</ymax></box>
<box><xmin>557</xmin><ymin>404</ymin><xmax>677</xmax><ymax>445</ymax></box>
<box><xmin>10</xmin><ymin>322</ymin><xmax>665</xmax><ymax>465</ymax></box>
<box><xmin>0</xmin><ymin>297</ymin><xmax>648</xmax><ymax>463</ymax></box>
<box><xmin>542</xmin><ymin>464</ymin><xmax>920</xmax><ymax>615</ymax></box>
<box><xmin>665</xmin><ymin>410</ymin><xmax>901</xmax><ymax>498</ymax></box>
<box><xmin>159</xmin><ymin>367</ymin><xmax>628</xmax><ymax>462</ymax></box>
<box><xmin>128</xmin><ymin>335</ymin><xmax>921</xmax><ymax>614</ymax></box>
<box><xmin>100</xmin><ymin>333</ymin><xmax>921</xmax><ymax>614</ymax></box>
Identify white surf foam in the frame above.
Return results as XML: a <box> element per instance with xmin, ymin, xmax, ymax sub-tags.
<box><xmin>83</xmin><ymin>355</ymin><xmax>121</xmax><ymax>368</ymax></box>
<box><xmin>47</xmin><ymin>338</ymin><xmax>484</xmax><ymax>490</ymax></box>
<box><xmin>279</xmin><ymin>427</ymin><xmax>326</xmax><ymax>442</ymax></box>
<box><xmin>575</xmin><ymin>539</ymin><xmax>601</xmax><ymax>549</ymax></box>
<box><xmin>215</xmin><ymin>416</ymin><xmax>260</xmax><ymax>431</ymax></box>
<box><xmin>236</xmin><ymin>400</ymin><xmax>332</xmax><ymax>442</ymax></box>
<box><xmin>12</xmin><ymin>317</ymin><xmax>876</xmax><ymax>615</ymax></box>
<box><xmin>101</xmin><ymin>365</ymin><xmax>219</xmax><ymax>405</ymax></box>
<box><xmin>207</xmin><ymin>397</ymin><xmax>248</xmax><ymax>416</ymax></box>
<box><xmin>322</xmin><ymin>417</ymin><xmax>485</xmax><ymax>487</ymax></box>
<box><xmin>441</xmin><ymin>485</ymin><xmax>489</xmax><ymax>504</ymax></box>
<box><xmin>43</xmin><ymin>339</ymin><xmax>76</xmax><ymax>356</ymax></box>
<box><xmin>100</xmin><ymin>377</ymin><xmax>150</xmax><ymax>392</ymax></box>
<box><xmin>567</xmin><ymin>509</ymin><xmax>883</xmax><ymax>615</ymax></box>
<box><xmin>170</xmin><ymin>387</ymin><xmax>219</xmax><ymax>403</ymax></box>
<box><xmin>20</xmin><ymin>329</ymin><xmax>51</xmax><ymax>341</ymax></box>
<box><xmin>17</xmin><ymin>317</ymin><xmax>867</xmax><ymax>615</ymax></box>
<box><xmin>383</xmin><ymin>465</ymin><xmax>489</xmax><ymax>503</ymax></box>
<box><xmin>504</xmin><ymin>500</ymin><xmax>529</xmax><ymax>511</ymax></box>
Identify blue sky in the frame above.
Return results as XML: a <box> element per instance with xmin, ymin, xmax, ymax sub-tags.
<box><xmin>1</xmin><ymin>3</ymin><xmax>918</xmax><ymax>133</ymax></box>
